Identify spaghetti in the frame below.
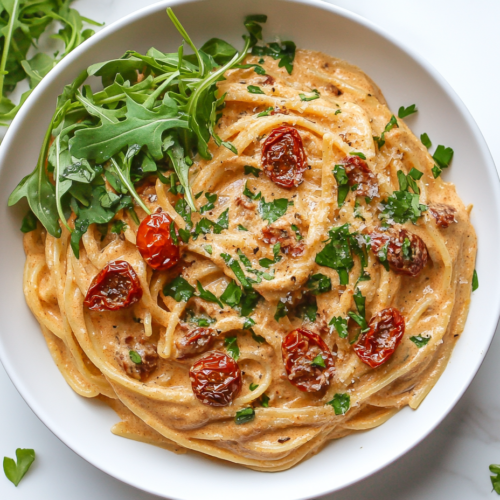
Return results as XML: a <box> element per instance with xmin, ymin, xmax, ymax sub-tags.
<box><xmin>20</xmin><ymin>46</ymin><xmax>476</xmax><ymax>471</ymax></box>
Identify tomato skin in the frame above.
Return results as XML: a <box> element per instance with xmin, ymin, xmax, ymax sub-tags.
<box><xmin>176</xmin><ymin>328</ymin><xmax>217</xmax><ymax>359</ymax></box>
<box><xmin>342</xmin><ymin>155</ymin><xmax>378</xmax><ymax>198</ymax></box>
<box><xmin>354</xmin><ymin>308</ymin><xmax>405</xmax><ymax>368</ymax></box>
<box><xmin>84</xmin><ymin>260</ymin><xmax>143</xmax><ymax>311</ymax></box>
<box><xmin>370</xmin><ymin>227</ymin><xmax>428</xmax><ymax>277</ymax></box>
<box><xmin>429</xmin><ymin>203</ymin><xmax>457</xmax><ymax>228</ymax></box>
<box><xmin>189</xmin><ymin>351</ymin><xmax>242</xmax><ymax>406</ymax></box>
<box><xmin>136</xmin><ymin>211</ymin><xmax>180</xmax><ymax>270</ymax></box>
<box><xmin>261</xmin><ymin>126</ymin><xmax>307</xmax><ymax>188</ymax></box>
<box><xmin>281</xmin><ymin>328</ymin><xmax>335</xmax><ymax>392</ymax></box>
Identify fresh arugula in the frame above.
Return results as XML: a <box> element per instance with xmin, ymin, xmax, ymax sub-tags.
<box><xmin>225</xmin><ymin>336</ymin><xmax>240</xmax><ymax>360</ymax></box>
<box><xmin>398</xmin><ymin>104</ymin><xmax>417</xmax><ymax>118</ymax></box>
<box><xmin>3</xmin><ymin>448</ymin><xmax>35</xmax><ymax>487</ymax></box>
<box><xmin>327</xmin><ymin>393</ymin><xmax>350</xmax><ymax>415</ymax></box>
<box><xmin>20</xmin><ymin>210</ymin><xmax>37</xmax><ymax>233</ymax></box>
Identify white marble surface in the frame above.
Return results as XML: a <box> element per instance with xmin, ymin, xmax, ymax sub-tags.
<box><xmin>1</xmin><ymin>0</ymin><xmax>500</xmax><ymax>498</ymax></box>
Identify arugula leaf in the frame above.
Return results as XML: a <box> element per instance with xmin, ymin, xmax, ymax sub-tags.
<box><xmin>196</xmin><ymin>281</ymin><xmax>223</xmax><ymax>307</ymax></box>
<box><xmin>200</xmin><ymin>38</ymin><xmax>237</xmax><ymax>65</ymax></box>
<box><xmin>410</xmin><ymin>335</ymin><xmax>431</xmax><ymax>348</ymax></box>
<box><xmin>235</xmin><ymin>407</ymin><xmax>255</xmax><ymax>424</ymax></box>
<box><xmin>333</xmin><ymin>165</ymin><xmax>349</xmax><ymax>207</ymax></box>
<box><xmin>433</xmin><ymin>145</ymin><xmax>454</xmax><ymax>169</ymax></box>
<box><xmin>326</xmin><ymin>393</ymin><xmax>350</xmax><ymax>415</ymax></box>
<box><xmin>472</xmin><ymin>269</ymin><xmax>479</xmax><ymax>291</ymax></box>
<box><xmin>274</xmin><ymin>301</ymin><xmax>288</xmax><ymax>322</ymax></box>
<box><xmin>421</xmin><ymin>132</ymin><xmax>432</xmax><ymax>149</ymax></box>
<box><xmin>311</xmin><ymin>354</ymin><xmax>325</xmax><ymax>368</ymax></box>
<box><xmin>163</xmin><ymin>276</ymin><xmax>195</xmax><ymax>302</ymax></box>
<box><xmin>329</xmin><ymin>316</ymin><xmax>348</xmax><ymax>339</ymax></box>
<box><xmin>258</xmin><ymin>197</ymin><xmax>290</xmax><ymax>224</ymax></box>
<box><xmin>20</xmin><ymin>210</ymin><xmax>37</xmax><ymax>233</ymax></box>
<box><xmin>244</xmin><ymin>165</ymin><xmax>261</xmax><ymax>177</ymax></box>
<box><xmin>306</xmin><ymin>274</ymin><xmax>332</xmax><ymax>295</ymax></box>
<box><xmin>398</xmin><ymin>104</ymin><xmax>417</xmax><ymax>118</ymax></box>
<box><xmin>225</xmin><ymin>336</ymin><xmax>240</xmax><ymax>360</ymax></box>
<box><xmin>220</xmin><ymin>280</ymin><xmax>242</xmax><ymax>308</ymax></box>
<box><xmin>3</xmin><ymin>448</ymin><xmax>35</xmax><ymax>487</ymax></box>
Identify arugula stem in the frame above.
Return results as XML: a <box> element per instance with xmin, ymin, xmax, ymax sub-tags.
<box><xmin>0</xmin><ymin>0</ymin><xmax>20</xmax><ymax>100</ymax></box>
<box><xmin>143</xmin><ymin>71</ymin><xmax>179</xmax><ymax>109</ymax></box>
<box><xmin>55</xmin><ymin>135</ymin><xmax>72</xmax><ymax>232</ymax></box>
<box><xmin>110</xmin><ymin>157</ymin><xmax>151</xmax><ymax>215</ymax></box>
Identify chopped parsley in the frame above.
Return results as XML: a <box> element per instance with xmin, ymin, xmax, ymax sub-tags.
<box><xmin>410</xmin><ymin>335</ymin><xmax>431</xmax><ymax>348</ymax></box>
<box><xmin>329</xmin><ymin>316</ymin><xmax>348</xmax><ymax>338</ymax></box>
<box><xmin>237</xmin><ymin>224</ymin><xmax>248</xmax><ymax>231</ymax></box>
<box><xmin>204</xmin><ymin>245</ymin><xmax>213</xmax><ymax>255</ymax></box>
<box><xmin>350</xmin><ymin>152</ymin><xmax>366</xmax><ymax>160</ymax></box>
<box><xmin>163</xmin><ymin>276</ymin><xmax>195</xmax><ymax>302</ymax></box>
<box><xmin>249</xmin><ymin>383</ymin><xmax>259</xmax><ymax>391</ymax></box>
<box><xmin>398</xmin><ymin>104</ymin><xmax>417</xmax><ymax>118</ymax></box>
<box><xmin>247</xmin><ymin>85</ymin><xmax>265</xmax><ymax>94</ymax></box>
<box><xmin>258</xmin><ymin>197</ymin><xmax>291</xmax><ymax>224</ymax></box>
<box><xmin>306</xmin><ymin>274</ymin><xmax>332</xmax><ymax>295</ymax></box>
<box><xmin>333</xmin><ymin>164</ymin><xmax>349</xmax><ymax>207</ymax></box>
<box><xmin>185</xmin><ymin>309</ymin><xmax>215</xmax><ymax>327</ymax></box>
<box><xmin>222</xmin><ymin>253</ymin><xmax>252</xmax><ymax>289</ymax></box>
<box><xmin>111</xmin><ymin>219</ymin><xmax>127</xmax><ymax>234</ymax></box>
<box><xmin>225</xmin><ymin>336</ymin><xmax>240</xmax><ymax>360</ymax></box>
<box><xmin>374</xmin><ymin>115</ymin><xmax>399</xmax><ymax>149</ymax></box>
<box><xmin>299</xmin><ymin>89</ymin><xmax>320</xmax><ymax>101</ymax></box>
<box><xmin>244</xmin><ymin>165</ymin><xmax>261</xmax><ymax>177</ymax></box>
<box><xmin>302</xmin><ymin>300</ymin><xmax>318</xmax><ymax>323</ymax></box>
<box><xmin>432</xmin><ymin>166</ymin><xmax>442</xmax><ymax>178</ymax></box>
<box><xmin>472</xmin><ymin>269</ymin><xmax>479</xmax><ymax>291</ymax></box>
<box><xmin>311</xmin><ymin>354</ymin><xmax>326</xmax><ymax>368</ymax></box>
<box><xmin>243</xmin><ymin>180</ymin><xmax>262</xmax><ymax>200</ymax></box>
<box><xmin>274</xmin><ymin>301</ymin><xmax>289</xmax><ymax>322</ymax></box>
<box><xmin>257</xmin><ymin>106</ymin><xmax>274</xmax><ymax>117</ymax></box>
<box><xmin>335</xmin><ymin>109</ymin><xmax>342</xmax><ymax>115</ymax></box>
<box><xmin>129</xmin><ymin>350</ymin><xmax>142</xmax><ymax>364</ymax></box>
<box><xmin>252</xmin><ymin>330</ymin><xmax>265</xmax><ymax>343</ymax></box>
<box><xmin>327</xmin><ymin>393</ymin><xmax>350</xmax><ymax>415</ymax></box>
<box><xmin>490</xmin><ymin>464</ymin><xmax>500</xmax><ymax>494</ymax></box>
<box><xmin>251</xmin><ymin>40</ymin><xmax>296</xmax><ymax>74</ymax></box>
<box><xmin>433</xmin><ymin>145</ymin><xmax>454</xmax><ymax>170</ymax></box>
<box><xmin>421</xmin><ymin>132</ymin><xmax>432</xmax><ymax>149</ymax></box>
<box><xmin>3</xmin><ymin>448</ymin><xmax>36</xmax><ymax>487</ymax></box>
<box><xmin>260</xmin><ymin>393</ymin><xmax>270</xmax><ymax>407</ymax></box>
<box><xmin>235</xmin><ymin>407</ymin><xmax>255</xmax><ymax>424</ymax></box>
<box><xmin>220</xmin><ymin>280</ymin><xmax>242</xmax><ymax>308</ymax></box>
<box><xmin>243</xmin><ymin>317</ymin><xmax>256</xmax><ymax>330</ymax></box>
<box><xmin>196</xmin><ymin>281</ymin><xmax>223</xmax><ymax>308</ymax></box>
<box><xmin>200</xmin><ymin>192</ymin><xmax>217</xmax><ymax>214</ymax></box>
<box><xmin>291</xmin><ymin>224</ymin><xmax>302</xmax><ymax>241</ymax></box>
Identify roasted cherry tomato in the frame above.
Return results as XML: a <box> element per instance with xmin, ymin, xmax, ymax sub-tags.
<box><xmin>281</xmin><ymin>328</ymin><xmax>335</xmax><ymax>392</ymax></box>
<box><xmin>117</xmin><ymin>336</ymin><xmax>158</xmax><ymax>381</ymax></box>
<box><xmin>84</xmin><ymin>260</ymin><xmax>143</xmax><ymax>311</ymax></box>
<box><xmin>354</xmin><ymin>308</ymin><xmax>405</xmax><ymax>368</ymax></box>
<box><xmin>176</xmin><ymin>328</ymin><xmax>217</xmax><ymax>359</ymax></box>
<box><xmin>261</xmin><ymin>126</ymin><xmax>307</xmax><ymax>188</ymax></box>
<box><xmin>370</xmin><ymin>227</ymin><xmax>428</xmax><ymax>277</ymax></box>
<box><xmin>429</xmin><ymin>203</ymin><xmax>457</xmax><ymax>228</ymax></box>
<box><xmin>189</xmin><ymin>351</ymin><xmax>242</xmax><ymax>406</ymax></box>
<box><xmin>137</xmin><ymin>211</ymin><xmax>180</xmax><ymax>270</ymax></box>
<box><xmin>342</xmin><ymin>155</ymin><xmax>379</xmax><ymax>198</ymax></box>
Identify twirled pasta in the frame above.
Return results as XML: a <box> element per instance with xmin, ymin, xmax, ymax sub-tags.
<box><xmin>22</xmin><ymin>48</ymin><xmax>476</xmax><ymax>471</ymax></box>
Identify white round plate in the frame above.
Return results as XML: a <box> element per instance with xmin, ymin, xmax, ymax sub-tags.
<box><xmin>0</xmin><ymin>1</ymin><xmax>498</xmax><ymax>499</ymax></box>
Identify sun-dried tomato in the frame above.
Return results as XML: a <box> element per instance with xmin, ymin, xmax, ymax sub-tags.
<box><xmin>282</xmin><ymin>328</ymin><xmax>335</xmax><ymax>392</ymax></box>
<box><xmin>176</xmin><ymin>328</ymin><xmax>217</xmax><ymax>359</ymax></box>
<box><xmin>342</xmin><ymin>155</ymin><xmax>378</xmax><ymax>198</ymax></box>
<box><xmin>354</xmin><ymin>308</ymin><xmax>405</xmax><ymax>368</ymax></box>
<box><xmin>370</xmin><ymin>227</ymin><xmax>428</xmax><ymax>277</ymax></box>
<box><xmin>262</xmin><ymin>126</ymin><xmax>307</xmax><ymax>188</ymax></box>
<box><xmin>137</xmin><ymin>211</ymin><xmax>180</xmax><ymax>270</ymax></box>
<box><xmin>190</xmin><ymin>351</ymin><xmax>242</xmax><ymax>406</ymax></box>
<box><xmin>429</xmin><ymin>203</ymin><xmax>457</xmax><ymax>228</ymax></box>
<box><xmin>262</xmin><ymin>75</ymin><xmax>275</xmax><ymax>86</ymax></box>
<box><xmin>262</xmin><ymin>226</ymin><xmax>305</xmax><ymax>257</ymax></box>
<box><xmin>84</xmin><ymin>260</ymin><xmax>143</xmax><ymax>311</ymax></box>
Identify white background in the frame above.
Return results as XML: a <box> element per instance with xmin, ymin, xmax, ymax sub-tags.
<box><xmin>1</xmin><ymin>0</ymin><xmax>500</xmax><ymax>498</ymax></box>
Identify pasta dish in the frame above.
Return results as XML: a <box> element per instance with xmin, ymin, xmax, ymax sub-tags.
<box><xmin>9</xmin><ymin>10</ymin><xmax>477</xmax><ymax>471</ymax></box>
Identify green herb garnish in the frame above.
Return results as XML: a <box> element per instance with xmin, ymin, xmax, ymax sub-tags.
<box><xmin>274</xmin><ymin>301</ymin><xmax>288</xmax><ymax>322</ymax></box>
<box><xmin>258</xmin><ymin>197</ymin><xmax>290</xmax><ymax>224</ymax></box>
<box><xmin>3</xmin><ymin>448</ymin><xmax>35</xmax><ymax>487</ymax></box>
<box><xmin>490</xmin><ymin>464</ymin><xmax>500</xmax><ymax>494</ymax></box>
<box><xmin>129</xmin><ymin>350</ymin><xmax>142</xmax><ymax>364</ymax></box>
<box><xmin>472</xmin><ymin>269</ymin><xmax>479</xmax><ymax>291</ymax></box>
<box><xmin>410</xmin><ymin>335</ymin><xmax>431</xmax><ymax>348</ymax></box>
<box><xmin>225</xmin><ymin>336</ymin><xmax>240</xmax><ymax>360</ymax></box>
<box><xmin>433</xmin><ymin>145</ymin><xmax>454</xmax><ymax>169</ymax></box>
<box><xmin>374</xmin><ymin>115</ymin><xmax>398</xmax><ymax>149</ymax></box>
<box><xmin>244</xmin><ymin>165</ymin><xmax>261</xmax><ymax>177</ymax></box>
<box><xmin>327</xmin><ymin>393</ymin><xmax>350</xmax><ymax>415</ymax></box>
<box><xmin>306</xmin><ymin>274</ymin><xmax>332</xmax><ymax>295</ymax></box>
<box><xmin>421</xmin><ymin>132</ymin><xmax>432</xmax><ymax>149</ymax></box>
<box><xmin>235</xmin><ymin>407</ymin><xmax>255</xmax><ymax>424</ymax></box>
<box><xmin>299</xmin><ymin>89</ymin><xmax>320</xmax><ymax>101</ymax></box>
<box><xmin>333</xmin><ymin>164</ymin><xmax>349</xmax><ymax>207</ymax></box>
<box><xmin>311</xmin><ymin>354</ymin><xmax>325</xmax><ymax>368</ymax></box>
<box><xmin>163</xmin><ymin>276</ymin><xmax>195</xmax><ymax>302</ymax></box>
<box><xmin>249</xmin><ymin>383</ymin><xmax>259</xmax><ymax>391</ymax></box>
<box><xmin>329</xmin><ymin>316</ymin><xmax>348</xmax><ymax>338</ymax></box>
<box><xmin>247</xmin><ymin>85</ymin><xmax>265</xmax><ymax>94</ymax></box>
<box><xmin>398</xmin><ymin>104</ymin><xmax>417</xmax><ymax>118</ymax></box>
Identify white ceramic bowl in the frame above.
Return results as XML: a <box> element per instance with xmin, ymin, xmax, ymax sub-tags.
<box><xmin>0</xmin><ymin>1</ymin><xmax>498</xmax><ymax>498</ymax></box>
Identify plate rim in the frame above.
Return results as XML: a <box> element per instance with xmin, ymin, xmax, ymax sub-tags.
<box><xmin>0</xmin><ymin>0</ymin><xmax>499</xmax><ymax>498</ymax></box>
